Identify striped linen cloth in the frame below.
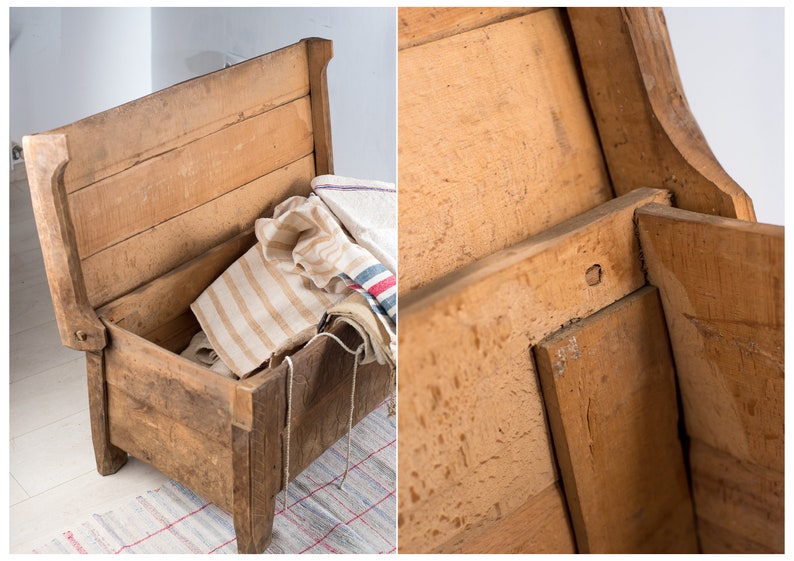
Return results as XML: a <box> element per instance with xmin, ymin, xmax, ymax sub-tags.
<box><xmin>258</xmin><ymin>194</ymin><xmax>397</xmax><ymax>326</ymax></box>
<box><xmin>192</xmin><ymin>194</ymin><xmax>396</xmax><ymax>378</ymax></box>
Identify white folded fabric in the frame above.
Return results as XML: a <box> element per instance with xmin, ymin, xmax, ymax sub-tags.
<box><xmin>311</xmin><ymin>175</ymin><xmax>397</xmax><ymax>275</ymax></box>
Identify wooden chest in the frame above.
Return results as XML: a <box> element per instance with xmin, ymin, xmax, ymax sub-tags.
<box><xmin>397</xmin><ymin>7</ymin><xmax>783</xmax><ymax>554</ymax></box>
<box><xmin>23</xmin><ymin>38</ymin><xmax>393</xmax><ymax>554</ymax></box>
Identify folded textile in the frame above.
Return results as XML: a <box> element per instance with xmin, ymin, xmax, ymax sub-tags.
<box><xmin>191</xmin><ymin>233</ymin><xmax>348</xmax><ymax>378</ymax></box>
<box><xmin>311</xmin><ymin>175</ymin><xmax>397</xmax><ymax>275</ymax></box>
<box><xmin>179</xmin><ymin>331</ymin><xmax>237</xmax><ymax>379</ymax></box>
<box><xmin>319</xmin><ymin>291</ymin><xmax>396</xmax><ymax>372</ymax></box>
<box><xmin>257</xmin><ymin>194</ymin><xmax>397</xmax><ymax>327</ymax></box>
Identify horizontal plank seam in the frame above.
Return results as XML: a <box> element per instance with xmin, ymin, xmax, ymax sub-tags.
<box><xmin>399</xmin><ymin>7</ymin><xmax>549</xmax><ymax>50</ymax></box>
<box><xmin>65</xmin><ymin>93</ymin><xmax>312</xmax><ymax>197</ymax></box>
<box><xmin>78</xmin><ymin>148</ymin><xmax>315</xmax><ymax>265</ymax></box>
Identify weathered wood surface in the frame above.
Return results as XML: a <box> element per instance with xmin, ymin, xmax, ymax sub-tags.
<box><xmin>431</xmin><ymin>482</ymin><xmax>576</xmax><ymax>554</ymax></box>
<box><xmin>49</xmin><ymin>41</ymin><xmax>311</xmax><ymax>193</ymax></box>
<box><xmin>398</xmin><ymin>8</ymin><xmax>613</xmax><ymax>295</ymax></box>
<box><xmin>70</xmin><ymin>96</ymin><xmax>313</xmax><ymax>261</ymax></box>
<box><xmin>307</xmin><ymin>38</ymin><xmax>334</xmax><ymax>175</ymax></box>
<box><xmin>636</xmin><ymin>203</ymin><xmax>784</xmax><ymax>553</ymax></box>
<box><xmin>535</xmin><ymin>286</ymin><xmax>698</xmax><ymax>553</ymax></box>
<box><xmin>689</xmin><ymin>440</ymin><xmax>784</xmax><ymax>553</ymax></box>
<box><xmin>569</xmin><ymin>7</ymin><xmax>755</xmax><ymax>220</ymax></box>
<box><xmin>398</xmin><ymin>188</ymin><xmax>671</xmax><ymax>552</ymax></box>
<box><xmin>23</xmin><ymin>134</ymin><xmax>106</xmax><ymax>351</ymax></box>
<box><xmin>398</xmin><ymin>7</ymin><xmax>545</xmax><ymax>50</ymax></box>
<box><xmin>85</xmin><ymin>351</ymin><xmax>127</xmax><ymax>475</ymax></box>
<box><xmin>232</xmin><ymin>320</ymin><xmax>394</xmax><ymax>553</ymax></box>
<box><xmin>82</xmin><ymin>155</ymin><xmax>315</xmax><ymax>309</ymax></box>
<box><xmin>232</xmin><ymin>375</ymin><xmax>283</xmax><ymax>554</ymax></box>
<box><xmin>98</xmin><ymin>229</ymin><xmax>256</xmax><ymax>339</ymax></box>
<box><xmin>103</xmin><ymin>320</ymin><xmax>237</xmax><ymax>447</ymax></box>
<box><xmin>103</xmin><ymin>325</ymin><xmax>236</xmax><ymax>512</ymax></box>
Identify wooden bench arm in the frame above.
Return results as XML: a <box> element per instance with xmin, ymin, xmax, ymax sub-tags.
<box><xmin>23</xmin><ymin>133</ymin><xmax>107</xmax><ymax>351</ymax></box>
<box><xmin>569</xmin><ymin>7</ymin><xmax>756</xmax><ymax>221</ymax></box>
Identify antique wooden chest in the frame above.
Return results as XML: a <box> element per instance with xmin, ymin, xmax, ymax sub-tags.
<box><xmin>23</xmin><ymin>38</ymin><xmax>393</xmax><ymax>553</ymax></box>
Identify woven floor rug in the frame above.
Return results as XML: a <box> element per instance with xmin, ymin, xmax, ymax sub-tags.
<box><xmin>31</xmin><ymin>403</ymin><xmax>396</xmax><ymax>554</ymax></box>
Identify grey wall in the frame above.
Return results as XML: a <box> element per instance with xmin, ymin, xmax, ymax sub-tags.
<box><xmin>664</xmin><ymin>7</ymin><xmax>784</xmax><ymax>226</ymax></box>
<box><xmin>9</xmin><ymin>7</ymin><xmax>152</xmax><ymax>146</ymax></box>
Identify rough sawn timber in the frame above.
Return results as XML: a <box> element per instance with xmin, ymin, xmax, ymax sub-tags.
<box><xmin>535</xmin><ymin>286</ymin><xmax>698</xmax><ymax>553</ymax></box>
<box><xmin>637</xmin><ymin>203</ymin><xmax>784</xmax><ymax>553</ymax></box>
<box><xmin>397</xmin><ymin>188</ymin><xmax>672</xmax><ymax>552</ymax></box>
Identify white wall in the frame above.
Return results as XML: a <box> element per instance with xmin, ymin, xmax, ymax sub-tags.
<box><xmin>9</xmin><ymin>7</ymin><xmax>152</xmax><ymax>143</ymax></box>
<box><xmin>664</xmin><ymin>7</ymin><xmax>784</xmax><ymax>226</ymax></box>
<box><xmin>150</xmin><ymin>7</ymin><xmax>396</xmax><ymax>183</ymax></box>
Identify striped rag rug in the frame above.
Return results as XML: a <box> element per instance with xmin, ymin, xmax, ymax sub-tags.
<box><xmin>31</xmin><ymin>404</ymin><xmax>396</xmax><ymax>554</ymax></box>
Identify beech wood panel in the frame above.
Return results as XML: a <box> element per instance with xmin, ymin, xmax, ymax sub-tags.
<box><xmin>85</xmin><ymin>157</ymin><xmax>313</xmax><ymax>309</ymax></box>
<box><xmin>636</xmin><ymin>203</ymin><xmax>783</xmax><ymax>553</ymax></box>
<box><xmin>431</xmin><ymin>482</ymin><xmax>576</xmax><ymax>554</ymax></box>
<box><xmin>535</xmin><ymin>286</ymin><xmax>697</xmax><ymax>553</ymax></box>
<box><xmin>85</xmin><ymin>351</ymin><xmax>128</xmax><ymax>475</ymax></box>
<box><xmin>107</xmin><ymin>386</ymin><xmax>234</xmax><ymax>511</ymax></box>
<box><xmin>689</xmin><ymin>439</ymin><xmax>783</xmax><ymax>553</ymax></box>
<box><xmin>398</xmin><ymin>188</ymin><xmax>671</xmax><ymax>552</ymax></box>
<box><xmin>568</xmin><ymin>7</ymin><xmax>755</xmax><ymax>220</ymax></box>
<box><xmin>70</xmin><ymin>96</ymin><xmax>314</xmax><ymax>262</ymax></box>
<box><xmin>23</xmin><ymin>134</ymin><xmax>107</xmax><ymax>351</ymax></box>
<box><xmin>398</xmin><ymin>9</ymin><xmax>613</xmax><ymax>294</ymax></box>
<box><xmin>398</xmin><ymin>7</ymin><xmax>545</xmax><ymax>49</ymax></box>
<box><xmin>103</xmin><ymin>321</ymin><xmax>237</xmax><ymax>445</ymax></box>
<box><xmin>51</xmin><ymin>42</ymin><xmax>311</xmax><ymax>193</ymax></box>
<box><xmin>98</xmin><ymin>230</ymin><xmax>256</xmax><ymax>338</ymax></box>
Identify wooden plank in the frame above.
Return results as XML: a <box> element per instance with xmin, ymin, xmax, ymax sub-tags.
<box><xmin>397</xmin><ymin>188</ymin><xmax>671</xmax><ymax>552</ymax></box>
<box><xmin>143</xmin><ymin>311</ymin><xmax>201</xmax><ymax>355</ymax></box>
<box><xmin>84</xmin><ymin>156</ymin><xmax>313</xmax><ymax>308</ymax></box>
<box><xmin>23</xmin><ymin>133</ymin><xmax>106</xmax><ymax>351</ymax></box>
<box><xmin>107</xmin><ymin>386</ymin><xmax>234</xmax><ymax>511</ymax></box>
<box><xmin>98</xmin><ymin>230</ymin><xmax>255</xmax><ymax>337</ymax></box>
<box><xmin>689</xmin><ymin>439</ymin><xmax>783</xmax><ymax>553</ymax></box>
<box><xmin>46</xmin><ymin>41</ymin><xmax>310</xmax><ymax>193</ymax></box>
<box><xmin>534</xmin><ymin>286</ymin><xmax>698</xmax><ymax>553</ymax></box>
<box><xmin>70</xmin><ymin>96</ymin><xmax>314</xmax><ymax>261</ymax></box>
<box><xmin>636</xmin><ymin>203</ymin><xmax>784</xmax><ymax>553</ymax></box>
<box><xmin>103</xmin><ymin>321</ymin><xmax>237</xmax><ymax>446</ymax></box>
<box><xmin>85</xmin><ymin>351</ymin><xmax>128</xmax><ymax>475</ymax></box>
<box><xmin>231</xmin><ymin>322</ymin><xmax>394</xmax><ymax>553</ymax></box>
<box><xmin>398</xmin><ymin>9</ymin><xmax>613</xmax><ymax>294</ymax></box>
<box><xmin>426</xmin><ymin>482</ymin><xmax>576</xmax><ymax>554</ymax></box>
<box><xmin>568</xmin><ymin>7</ymin><xmax>755</xmax><ymax>220</ymax></box>
<box><xmin>307</xmin><ymin>38</ymin><xmax>334</xmax><ymax>175</ymax></box>
<box><xmin>636</xmin><ymin>203</ymin><xmax>783</xmax><ymax>470</ymax></box>
<box><xmin>237</xmin><ymin>322</ymin><xmax>393</xmax><ymax>477</ymax></box>
<box><xmin>232</xmin><ymin>375</ymin><xmax>282</xmax><ymax>554</ymax></box>
<box><xmin>398</xmin><ymin>7</ymin><xmax>545</xmax><ymax>49</ymax></box>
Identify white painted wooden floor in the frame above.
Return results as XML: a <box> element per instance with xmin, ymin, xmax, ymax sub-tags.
<box><xmin>8</xmin><ymin>168</ymin><xmax>170</xmax><ymax>553</ymax></box>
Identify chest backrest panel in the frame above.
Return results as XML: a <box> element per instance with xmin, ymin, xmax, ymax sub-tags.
<box><xmin>398</xmin><ymin>8</ymin><xmax>613</xmax><ymax>295</ymax></box>
<box><xmin>30</xmin><ymin>39</ymin><xmax>330</xmax><ymax>310</ymax></box>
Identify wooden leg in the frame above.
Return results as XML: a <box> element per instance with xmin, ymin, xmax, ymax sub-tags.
<box><xmin>85</xmin><ymin>351</ymin><xmax>127</xmax><ymax>475</ymax></box>
<box><xmin>232</xmin><ymin>378</ymin><xmax>283</xmax><ymax>554</ymax></box>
